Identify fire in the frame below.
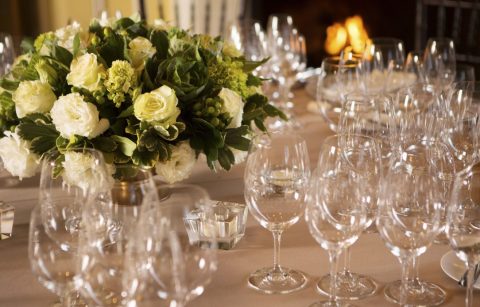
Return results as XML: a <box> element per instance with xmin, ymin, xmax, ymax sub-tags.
<box><xmin>325</xmin><ymin>15</ymin><xmax>369</xmax><ymax>55</ymax></box>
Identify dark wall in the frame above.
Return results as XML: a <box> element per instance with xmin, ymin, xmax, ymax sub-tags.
<box><xmin>252</xmin><ymin>0</ymin><xmax>416</xmax><ymax>67</ymax></box>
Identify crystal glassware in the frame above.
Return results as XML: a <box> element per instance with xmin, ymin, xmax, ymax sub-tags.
<box><xmin>126</xmin><ymin>184</ymin><xmax>217</xmax><ymax>307</ymax></box>
<box><xmin>306</xmin><ymin>135</ymin><xmax>372</xmax><ymax>306</ymax></box>
<box><xmin>447</xmin><ymin>167</ymin><xmax>480</xmax><ymax>307</ymax></box>
<box><xmin>313</xmin><ymin>134</ymin><xmax>381</xmax><ymax>301</ymax></box>
<box><xmin>30</xmin><ymin>148</ymin><xmax>109</xmax><ymax>306</ymax></box>
<box><xmin>0</xmin><ymin>33</ymin><xmax>15</xmax><ymax>76</ymax></box>
<box><xmin>75</xmin><ymin>165</ymin><xmax>158</xmax><ymax>306</ymax></box>
<box><xmin>377</xmin><ymin>161</ymin><xmax>446</xmax><ymax>306</ymax></box>
<box><xmin>316</xmin><ymin>56</ymin><xmax>360</xmax><ymax>132</ymax></box>
<box><xmin>423</xmin><ymin>37</ymin><xmax>456</xmax><ymax>92</ymax></box>
<box><xmin>0</xmin><ymin>201</ymin><xmax>14</xmax><ymax>239</ymax></box>
<box><xmin>456</xmin><ymin>63</ymin><xmax>475</xmax><ymax>82</ymax></box>
<box><xmin>244</xmin><ymin>130</ymin><xmax>310</xmax><ymax>294</ymax></box>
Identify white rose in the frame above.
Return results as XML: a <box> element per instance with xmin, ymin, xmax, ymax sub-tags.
<box><xmin>51</xmin><ymin>93</ymin><xmax>109</xmax><ymax>139</ymax></box>
<box><xmin>62</xmin><ymin>151</ymin><xmax>113</xmax><ymax>194</ymax></box>
<box><xmin>219</xmin><ymin>88</ymin><xmax>244</xmax><ymax>128</ymax></box>
<box><xmin>133</xmin><ymin>85</ymin><xmax>180</xmax><ymax>126</ymax></box>
<box><xmin>128</xmin><ymin>37</ymin><xmax>156</xmax><ymax>70</ymax></box>
<box><xmin>156</xmin><ymin>141</ymin><xmax>196</xmax><ymax>184</ymax></box>
<box><xmin>55</xmin><ymin>21</ymin><xmax>83</xmax><ymax>52</ymax></box>
<box><xmin>67</xmin><ymin>53</ymin><xmax>105</xmax><ymax>92</ymax></box>
<box><xmin>0</xmin><ymin>131</ymin><xmax>40</xmax><ymax>179</ymax></box>
<box><xmin>13</xmin><ymin>80</ymin><xmax>56</xmax><ymax>118</ymax></box>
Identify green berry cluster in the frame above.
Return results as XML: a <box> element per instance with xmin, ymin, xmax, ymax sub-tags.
<box><xmin>192</xmin><ymin>97</ymin><xmax>231</xmax><ymax>129</ymax></box>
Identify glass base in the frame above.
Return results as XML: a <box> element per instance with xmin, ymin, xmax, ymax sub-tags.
<box><xmin>316</xmin><ymin>271</ymin><xmax>377</xmax><ymax>300</ymax></box>
<box><xmin>384</xmin><ymin>279</ymin><xmax>446</xmax><ymax>306</ymax></box>
<box><xmin>248</xmin><ymin>266</ymin><xmax>308</xmax><ymax>294</ymax></box>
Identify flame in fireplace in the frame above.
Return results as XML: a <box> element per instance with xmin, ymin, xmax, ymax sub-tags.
<box><xmin>325</xmin><ymin>15</ymin><xmax>369</xmax><ymax>55</ymax></box>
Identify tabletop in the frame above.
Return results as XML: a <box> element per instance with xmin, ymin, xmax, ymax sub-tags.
<box><xmin>0</xmin><ymin>90</ymin><xmax>478</xmax><ymax>307</ymax></box>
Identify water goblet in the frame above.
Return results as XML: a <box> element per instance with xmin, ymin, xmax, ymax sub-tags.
<box><xmin>125</xmin><ymin>184</ymin><xmax>217</xmax><ymax>307</ymax></box>
<box><xmin>447</xmin><ymin>167</ymin><xmax>480</xmax><ymax>307</ymax></box>
<box><xmin>377</xmin><ymin>162</ymin><xmax>446</xmax><ymax>306</ymax></box>
<box><xmin>306</xmin><ymin>135</ymin><xmax>371</xmax><ymax>306</ymax></box>
<box><xmin>244</xmin><ymin>130</ymin><xmax>310</xmax><ymax>294</ymax></box>
<box><xmin>423</xmin><ymin>37</ymin><xmax>456</xmax><ymax>92</ymax></box>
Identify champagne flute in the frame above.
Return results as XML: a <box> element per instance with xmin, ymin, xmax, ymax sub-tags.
<box><xmin>126</xmin><ymin>184</ymin><xmax>217</xmax><ymax>306</ymax></box>
<box><xmin>244</xmin><ymin>130</ymin><xmax>310</xmax><ymax>294</ymax></box>
<box><xmin>30</xmin><ymin>148</ymin><xmax>109</xmax><ymax>306</ymax></box>
<box><xmin>75</xmin><ymin>165</ymin><xmax>157</xmax><ymax>306</ymax></box>
<box><xmin>306</xmin><ymin>135</ymin><xmax>371</xmax><ymax>306</ymax></box>
<box><xmin>447</xmin><ymin>167</ymin><xmax>480</xmax><ymax>307</ymax></box>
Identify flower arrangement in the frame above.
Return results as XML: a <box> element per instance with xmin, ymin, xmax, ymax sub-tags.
<box><xmin>0</xmin><ymin>16</ymin><xmax>284</xmax><ymax>183</ymax></box>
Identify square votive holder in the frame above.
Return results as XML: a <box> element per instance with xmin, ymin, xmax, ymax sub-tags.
<box><xmin>185</xmin><ymin>200</ymin><xmax>248</xmax><ymax>250</ymax></box>
<box><xmin>0</xmin><ymin>201</ymin><xmax>14</xmax><ymax>240</ymax></box>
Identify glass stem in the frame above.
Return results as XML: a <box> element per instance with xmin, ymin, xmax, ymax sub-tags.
<box><xmin>342</xmin><ymin>246</ymin><xmax>351</xmax><ymax>274</ymax></box>
<box><xmin>399</xmin><ymin>254</ymin><xmax>413</xmax><ymax>306</ymax></box>
<box><xmin>272</xmin><ymin>230</ymin><xmax>283</xmax><ymax>274</ymax></box>
<box><xmin>466</xmin><ymin>262</ymin><xmax>475</xmax><ymax>307</ymax></box>
<box><xmin>328</xmin><ymin>249</ymin><xmax>341</xmax><ymax>303</ymax></box>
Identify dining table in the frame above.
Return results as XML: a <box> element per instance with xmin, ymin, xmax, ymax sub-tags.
<box><xmin>0</xmin><ymin>89</ymin><xmax>478</xmax><ymax>307</ymax></box>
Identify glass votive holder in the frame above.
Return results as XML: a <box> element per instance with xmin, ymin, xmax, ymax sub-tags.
<box><xmin>0</xmin><ymin>201</ymin><xmax>14</xmax><ymax>239</ymax></box>
<box><xmin>184</xmin><ymin>201</ymin><xmax>248</xmax><ymax>250</ymax></box>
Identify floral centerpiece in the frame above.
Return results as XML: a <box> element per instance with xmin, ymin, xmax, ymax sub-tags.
<box><xmin>0</xmin><ymin>16</ymin><xmax>284</xmax><ymax>183</ymax></box>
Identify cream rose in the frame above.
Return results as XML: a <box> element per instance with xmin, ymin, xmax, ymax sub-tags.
<box><xmin>0</xmin><ymin>131</ymin><xmax>40</xmax><ymax>179</ymax></box>
<box><xmin>155</xmin><ymin>141</ymin><xmax>196</xmax><ymax>184</ymax></box>
<box><xmin>133</xmin><ymin>85</ymin><xmax>180</xmax><ymax>126</ymax></box>
<box><xmin>55</xmin><ymin>21</ymin><xmax>83</xmax><ymax>52</ymax></box>
<box><xmin>13</xmin><ymin>80</ymin><xmax>56</xmax><ymax>118</ymax></box>
<box><xmin>66</xmin><ymin>53</ymin><xmax>105</xmax><ymax>92</ymax></box>
<box><xmin>128</xmin><ymin>37</ymin><xmax>156</xmax><ymax>70</ymax></box>
<box><xmin>219</xmin><ymin>88</ymin><xmax>244</xmax><ymax>128</ymax></box>
<box><xmin>62</xmin><ymin>151</ymin><xmax>113</xmax><ymax>194</ymax></box>
<box><xmin>50</xmin><ymin>93</ymin><xmax>109</xmax><ymax>139</ymax></box>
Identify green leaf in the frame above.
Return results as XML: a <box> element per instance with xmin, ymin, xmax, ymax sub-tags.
<box><xmin>92</xmin><ymin>137</ymin><xmax>118</xmax><ymax>152</ymax></box>
<box><xmin>20</xmin><ymin>37</ymin><xmax>35</xmax><ymax>53</ymax></box>
<box><xmin>118</xmin><ymin>105</ymin><xmax>134</xmax><ymax>118</ymax></box>
<box><xmin>132</xmin><ymin>149</ymin><xmax>159</xmax><ymax>167</ymax></box>
<box><xmin>243</xmin><ymin>57</ymin><xmax>268</xmax><ymax>73</ymax></box>
<box><xmin>72</xmin><ymin>33</ymin><xmax>80</xmax><ymax>58</ymax></box>
<box><xmin>246</xmin><ymin>73</ymin><xmax>262</xmax><ymax>87</ymax></box>
<box><xmin>53</xmin><ymin>45</ymin><xmax>73</xmax><ymax>67</ymax></box>
<box><xmin>150</xmin><ymin>30</ymin><xmax>169</xmax><ymax>59</ymax></box>
<box><xmin>111</xmin><ymin>135</ymin><xmax>136</xmax><ymax>156</ymax></box>
<box><xmin>0</xmin><ymin>78</ymin><xmax>20</xmax><ymax>91</ymax></box>
<box><xmin>17</xmin><ymin>119</ymin><xmax>58</xmax><ymax>141</ymax></box>
<box><xmin>225</xmin><ymin>135</ymin><xmax>250</xmax><ymax>151</ymax></box>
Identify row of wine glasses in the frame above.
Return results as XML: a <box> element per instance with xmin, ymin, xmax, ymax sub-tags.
<box><xmin>29</xmin><ymin>148</ymin><xmax>218</xmax><ymax>306</ymax></box>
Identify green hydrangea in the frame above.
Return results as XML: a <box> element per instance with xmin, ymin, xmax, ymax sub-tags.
<box><xmin>104</xmin><ymin>60</ymin><xmax>136</xmax><ymax>107</ymax></box>
<box><xmin>208</xmin><ymin>56</ymin><xmax>257</xmax><ymax>100</ymax></box>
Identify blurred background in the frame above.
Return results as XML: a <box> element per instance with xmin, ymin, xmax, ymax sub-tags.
<box><xmin>0</xmin><ymin>0</ymin><xmax>477</xmax><ymax>70</ymax></box>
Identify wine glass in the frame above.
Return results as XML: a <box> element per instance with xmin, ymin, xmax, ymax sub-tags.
<box><xmin>30</xmin><ymin>148</ymin><xmax>109</xmax><ymax>306</ymax></box>
<box><xmin>126</xmin><ymin>184</ymin><xmax>217</xmax><ymax>306</ymax></box>
<box><xmin>226</xmin><ymin>19</ymin><xmax>268</xmax><ymax>63</ymax></box>
<box><xmin>447</xmin><ymin>167</ymin><xmax>480</xmax><ymax>307</ymax></box>
<box><xmin>423</xmin><ymin>37</ymin><xmax>456</xmax><ymax>92</ymax></box>
<box><xmin>244</xmin><ymin>130</ymin><xmax>310</xmax><ymax>294</ymax></box>
<box><xmin>377</xmin><ymin>154</ymin><xmax>447</xmax><ymax>306</ymax></box>
<box><xmin>0</xmin><ymin>33</ymin><xmax>15</xmax><ymax>76</ymax></box>
<box><xmin>306</xmin><ymin>135</ymin><xmax>371</xmax><ymax>306</ymax></box>
<box><xmin>75</xmin><ymin>165</ymin><xmax>157</xmax><ymax>306</ymax></box>
<box><xmin>313</xmin><ymin>134</ymin><xmax>381</xmax><ymax>301</ymax></box>
<box><xmin>404</xmin><ymin>51</ymin><xmax>425</xmax><ymax>84</ymax></box>
<box><xmin>316</xmin><ymin>56</ymin><xmax>360</xmax><ymax>132</ymax></box>
<box><xmin>359</xmin><ymin>38</ymin><xmax>406</xmax><ymax>94</ymax></box>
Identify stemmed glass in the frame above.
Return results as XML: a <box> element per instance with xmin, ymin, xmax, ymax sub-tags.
<box><xmin>75</xmin><ymin>165</ymin><xmax>157</xmax><ymax>306</ymax></box>
<box><xmin>377</xmin><ymin>156</ymin><xmax>446</xmax><ymax>306</ymax></box>
<box><xmin>313</xmin><ymin>132</ymin><xmax>382</xmax><ymax>301</ymax></box>
<box><xmin>306</xmin><ymin>135</ymin><xmax>372</xmax><ymax>306</ymax></box>
<box><xmin>244</xmin><ymin>130</ymin><xmax>310</xmax><ymax>294</ymax></box>
<box><xmin>404</xmin><ymin>51</ymin><xmax>425</xmax><ymax>84</ymax></box>
<box><xmin>456</xmin><ymin>64</ymin><xmax>475</xmax><ymax>82</ymax></box>
<box><xmin>0</xmin><ymin>33</ymin><xmax>15</xmax><ymax>76</ymax></box>
<box><xmin>29</xmin><ymin>148</ymin><xmax>109</xmax><ymax>306</ymax></box>
<box><xmin>226</xmin><ymin>19</ymin><xmax>268</xmax><ymax>63</ymax></box>
<box><xmin>447</xmin><ymin>167</ymin><xmax>480</xmax><ymax>307</ymax></box>
<box><xmin>126</xmin><ymin>184</ymin><xmax>218</xmax><ymax>306</ymax></box>
<box><xmin>359</xmin><ymin>38</ymin><xmax>405</xmax><ymax>94</ymax></box>
<box><xmin>316</xmin><ymin>56</ymin><xmax>361</xmax><ymax>132</ymax></box>
<box><xmin>423</xmin><ymin>37</ymin><xmax>456</xmax><ymax>92</ymax></box>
